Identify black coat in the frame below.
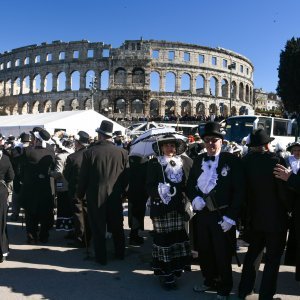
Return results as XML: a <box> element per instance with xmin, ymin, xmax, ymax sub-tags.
<box><xmin>146</xmin><ymin>155</ymin><xmax>192</xmax><ymax>218</ymax></box>
<box><xmin>19</xmin><ymin>145</ymin><xmax>55</xmax><ymax>213</ymax></box>
<box><xmin>76</xmin><ymin>140</ymin><xmax>128</xmax><ymax>208</ymax></box>
<box><xmin>242</xmin><ymin>151</ymin><xmax>289</xmax><ymax>232</ymax></box>
<box><xmin>64</xmin><ymin>147</ymin><xmax>87</xmax><ymax>199</ymax></box>
<box><xmin>0</xmin><ymin>153</ymin><xmax>15</xmax><ymax>198</ymax></box>
<box><xmin>187</xmin><ymin>152</ymin><xmax>245</xmax><ymax>222</ymax></box>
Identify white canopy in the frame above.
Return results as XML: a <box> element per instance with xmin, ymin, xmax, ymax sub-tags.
<box><xmin>0</xmin><ymin>110</ymin><xmax>126</xmax><ymax>138</ymax></box>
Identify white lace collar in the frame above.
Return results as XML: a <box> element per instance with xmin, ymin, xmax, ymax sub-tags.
<box><xmin>157</xmin><ymin>155</ymin><xmax>183</xmax><ymax>183</ymax></box>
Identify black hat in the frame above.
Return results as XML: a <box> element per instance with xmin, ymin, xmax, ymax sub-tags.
<box><xmin>287</xmin><ymin>141</ymin><xmax>300</xmax><ymax>152</ymax></box>
<box><xmin>96</xmin><ymin>120</ymin><xmax>114</xmax><ymax>137</ymax></box>
<box><xmin>7</xmin><ymin>136</ymin><xmax>15</xmax><ymax>143</ymax></box>
<box><xmin>30</xmin><ymin>126</ymin><xmax>43</xmax><ymax>134</ymax></box>
<box><xmin>0</xmin><ymin>133</ymin><xmax>3</xmax><ymax>141</ymax></box>
<box><xmin>38</xmin><ymin>129</ymin><xmax>51</xmax><ymax>141</ymax></box>
<box><xmin>152</xmin><ymin>134</ymin><xmax>187</xmax><ymax>156</ymax></box>
<box><xmin>20</xmin><ymin>132</ymin><xmax>31</xmax><ymax>143</ymax></box>
<box><xmin>75</xmin><ymin>131</ymin><xmax>90</xmax><ymax>145</ymax></box>
<box><xmin>114</xmin><ymin>130</ymin><xmax>123</xmax><ymax>137</ymax></box>
<box><xmin>246</xmin><ymin>129</ymin><xmax>274</xmax><ymax>147</ymax></box>
<box><xmin>200</xmin><ymin>122</ymin><xmax>224</xmax><ymax>140</ymax></box>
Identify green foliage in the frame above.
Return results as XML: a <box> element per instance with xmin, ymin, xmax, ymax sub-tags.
<box><xmin>277</xmin><ymin>37</ymin><xmax>300</xmax><ymax>113</ymax></box>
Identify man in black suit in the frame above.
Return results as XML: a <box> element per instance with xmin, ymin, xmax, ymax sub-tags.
<box><xmin>187</xmin><ymin>122</ymin><xmax>245</xmax><ymax>300</ymax></box>
<box><xmin>64</xmin><ymin>131</ymin><xmax>90</xmax><ymax>248</ymax></box>
<box><xmin>76</xmin><ymin>120</ymin><xmax>128</xmax><ymax>265</ymax></box>
<box><xmin>238</xmin><ymin>129</ymin><xmax>290</xmax><ymax>299</ymax></box>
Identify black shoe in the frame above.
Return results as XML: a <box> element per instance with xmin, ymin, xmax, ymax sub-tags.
<box><xmin>129</xmin><ymin>236</ymin><xmax>144</xmax><ymax>246</ymax></box>
<box><xmin>95</xmin><ymin>258</ymin><xmax>107</xmax><ymax>266</ymax></box>
<box><xmin>27</xmin><ymin>234</ymin><xmax>37</xmax><ymax>245</ymax></box>
<box><xmin>0</xmin><ymin>256</ymin><xmax>6</xmax><ymax>263</ymax></box>
<box><xmin>67</xmin><ymin>240</ymin><xmax>86</xmax><ymax>248</ymax></box>
<box><xmin>39</xmin><ymin>237</ymin><xmax>49</xmax><ymax>243</ymax></box>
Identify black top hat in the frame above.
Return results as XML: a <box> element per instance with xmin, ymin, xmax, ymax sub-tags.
<box><xmin>246</xmin><ymin>128</ymin><xmax>274</xmax><ymax>147</ymax></box>
<box><xmin>152</xmin><ymin>134</ymin><xmax>187</xmax><ymax>156</ymax></box>
<box><xmin>76</xmin><ymin>131</ymin><xmax>90</xmax><ymax>145</ymax></box>
<box><xmin>287</xmin><ymin>141</ymin><xmax>300</xmax><ymax>152</ymax></box>
<box><xmin>96</xmin><ymin>120</ymin><xmax>114</xmax><ymax>137</ymax></box>
<box><xmin>200</xmin><ymin>122</ymin><xmax>224</xmax><ymax>140</ymax></box>
<box><xmin>38</xmin><ymin>129</ymin><xmax>51</xmax><ymax>141</ymax></box>
<box><xmin>20</xmin><ymin>132</ymin><xmax>31</xmax><ymax>143</ymax></box>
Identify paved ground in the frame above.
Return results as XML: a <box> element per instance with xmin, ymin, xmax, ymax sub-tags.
<box><xmin>0</xmin><ymin>206</ymin><xmax>299</xmax><ymax>300</ymax></box>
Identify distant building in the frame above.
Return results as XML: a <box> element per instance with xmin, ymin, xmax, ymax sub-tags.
<box><xmin>254</xmin><ymin>88</ymin><xmax>282</xmax><ymax>112</ymax></box>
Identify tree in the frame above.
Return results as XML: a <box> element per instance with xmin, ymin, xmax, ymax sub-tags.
<box><xmin>277</xmin><ymin>37</ymin><xmax>300</xmax><ymax>113</ymax></box>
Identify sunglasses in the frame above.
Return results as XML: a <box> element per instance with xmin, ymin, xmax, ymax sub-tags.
<box><xmin>203</xmin><ymin>137</ymin><xmax>221</xmax><ymax>143</ymax></box>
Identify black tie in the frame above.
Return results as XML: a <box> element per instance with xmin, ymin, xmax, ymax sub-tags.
<box><xmin>204</xmin><ymin>155</ymin><xmax>215</xmax><ymax>162</ymax></box>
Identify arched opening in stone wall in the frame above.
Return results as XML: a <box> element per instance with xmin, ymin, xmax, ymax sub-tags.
<box><xmin>100</xmin><ymin>99</ymin><xmax>110</xmax><ymax>115</ymax></box>
<box><xmin>246</xmin><ymin>85</ymin><xmax>250</xmax><ymax>102</ymax></box>
<box><xmin>44</xmin><ymin>73</ymin><xmax>53</xmax><ymax>92</ymax></box>
<box><xmin>231</xmin><ymin>81</ymin><xmax>237</xmax><ymax>100</ymax></box>
<box><xmin>181</xmin><ymin>101</ymin><xmax>191</xmax><ymax>116</ymax></box>
<box><xmin>131</xmin><ymin>99</ymin><xmax>143</xmax><ymax>114</ymax></box>
<box><xmin>5</xmin><ymin>79</ymin><xmax>11</xmax><ymax>96</ymax></box>
<box><xmin>181</xmin><ymin>73</ymin><xmax>191</xmax><ymax>92</ymax></box>
<box><xmin>209</xmin><ymin>103</ymin><xmax>217</xmax><ymax>115</ymax></box>
<box><xmin>22</xmin><ymin>76</ymin><xmax>30</xmax><ymax>94</ymax></box>
<box><xmin>239</xmin><ymin>82</ymin><xmax>244</xmax><ymax>101</ymax></box>
<box><xmin>84</xmin><ymin>98</ymin><xmax>92</xmax><ymax>110</ymax></box>
<box><xmin>132</xmin><ymin>68</ymin><xmax>145</xmax><ymax>84</ymax></box>
<box><xmin>33</xmin><ymin>74</ymin><xmax>41</xmax><ymax>93</ymax></box>
<box><xmin>57</xmin><ymin>72</ymin><xmax>66</xmax><ymax>91</ymax></box>
<box><xmin>32</xmin><ymin>101</ymin><xmax>40</xmax><ymax>114</ymax></box>
<box><xmin>12</xmin><ymin>104</ymin><xmax>18</xmax><ymax>115</ymax></box>
<box><xmin>100</xmin><ymin>70</ymin><xmax>109</xmax><ymax>90</ymax></box>
<box><xmin>22</xmin><ymin>102</ymin><xmax>29</xmax><ymax>114</ymax></box>
<box><xmin>150</xmin><ymin>99</ymin><xmax>159</xmax><ymax>117</ymax></box>
<box><xmin>0</xmin><ymin>81</ymin><xmax>4</xmax><ymax>97</ymax></box>
<box><xmin>57</xmin><ymin>100</ymin><xmax>65</xmax><ymax>112</ymax></box>
<box><xmin>209</xmin><ymin>76</ymin><xmax>217</xmax><ymax>96</ymax></box>
<box><xmin>221</xmin><ymin>79</ymin><xmax>228</xmax><ymax>98</ymax></box>
<box><xmin>165</xmin><ymin>100</ymin><xmax>175</xmax><ymax>116</ymax></box>
<box><xmin>114</xmin><ymin>68</ymin><xmax>127</xmax><ymax>85</ymax></box>
<box><xmin>231</xmin><ymin>106</ymin><xmax>237</xmax><ymax>116</ymax></box>
<box><xmin>13</xmin><ymin>77</ymin><xmax>21</xmax><ymax>95</ymax></box>
<box><xmin>150</xmin><ymin>71</ymin><xmax>160</xmax><ymax>91</ymax></box>
<box><xmin>71</xmin><ymin>99</ymin><xmax>79</xmax><ymax>110</ymax></box>
<box><xmin>71</xmin><ymin>71</ymin><xmax>80</xmax><ymax>91</ymax></box>
<box><xmin>85</xmin><ymin>70</ymin><xmax>96</xmax><ymax>89</ymax></box>
<box><xmin>196</xmin><ymin>102</ymin><xmax>205</xmax><ymax>116</ymax></box>
<box><xmin>165</xmin><ymin>72</ymin><xmax>175</xmax><ymax>92</ymax></box>
<box><xmin>196</xmin><ymin>75</ymin><xmax>205</xmax><ymax>95</ymax></box>
<box><xmin>115</xmin><ymin>98</ymin><xmax>125</xmax><ymax>114</ymax></box>
<box><xmin>44</xmin><ymin>100</ymin><xmax>52</xmax><ymax>112</ymax></box>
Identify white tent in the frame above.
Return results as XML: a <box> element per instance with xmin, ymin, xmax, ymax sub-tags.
<box><xmin>0</xmin><ymin>110</ymin><xmax>126</xmax><ymax>138</ymax></box>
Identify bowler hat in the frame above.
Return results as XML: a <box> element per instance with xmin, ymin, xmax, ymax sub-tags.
<box><xmin>96</xmin><ymin>120</ymin><xmax>114</xmax><ymax>137</ymax></box>
<box><xmin>20</xmin><ymin>132</ymin><xmax>31</xmax><ymax>143</ymax></box>
<box><xmin>75</xmin><ymin>131</ymin><xmax>90</xmax><ymax>145</ymax></box>
<box><xmin>152</xmin><ymin>134</ymin><xmax>187</xmax><ymax>156</ymax></box>
<box><xmin>246</xmin><ymin>129</ymin><xmax>274</xmax><ymax>147</ymax></box>
<box><xmin>114</xmin><ymin>130</ymin><xmax>123</xmax><ymax>137</ymax></box>
<box><xmin>200</xmin><ymin>122</ymin><xmax>224</xmax><ymax>140</ymax></box>
<box><xmin>287</xmin><ymin>141</ymin><xmax>300</xmax><ymax>152</ymax></box>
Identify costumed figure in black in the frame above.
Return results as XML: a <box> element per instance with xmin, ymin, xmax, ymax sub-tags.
<box><xmin>274</xmin><ymin>141</ymin><xmax>300</xmax><ymax>282</ymax></box>
<box><xmin>187</xmin><ymin>122</ymin><xmax>245</xmax><ymax>300</ymax></box>
<box><xmin>20</xmin><ymin>129</ymin><xmax>56</xmax><ymax>244</ymax></box>
<box><xmin>64</xmin><ymin>131</ymin><xmax>91</xmax><ymax>248</ymax></box>
<box><xmin>146</xmin><ymin>134</ymin><xmax>192</xmax><ymax>289</ymax></box>
<box><xmin>0</xmin><ymin>147</ymin><xmax>14</xmax><ymax>262</ymax></box>
<box><xmin>238</xmin><ymin>129</ymin><xmax>290</xmax><ymax>300</ymax></box>
<box><xmin>76</xmin><ymin>120</ymin><xmax>128</xmax><ymax>265</ymax></box>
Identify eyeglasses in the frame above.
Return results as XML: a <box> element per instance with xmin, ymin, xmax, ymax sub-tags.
<box><xmin>203</xmin><ymin>137</ymin><xmax>221</xmax><ymax>143</ymax></box>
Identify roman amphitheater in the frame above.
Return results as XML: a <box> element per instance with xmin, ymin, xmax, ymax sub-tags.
<box><xmin>0</xmin><ymin>39</ymin><xmax>254</xmax><ymax>118</ymax></box>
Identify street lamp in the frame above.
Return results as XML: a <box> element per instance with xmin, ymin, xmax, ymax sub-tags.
<box><xmin>228</xmin><ymin>62</ymin><xmax>236</xmax><ymax>116</ymax></box>
<box><xmin>89</xmin><ymin>76</ymin><xmax>98</xmax><ymax>111</ymax></box>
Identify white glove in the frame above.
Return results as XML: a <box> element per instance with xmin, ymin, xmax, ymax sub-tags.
<box><xmin>192</xmin><ymin>196</ymin><xmax>206</xmax><ymax>211</ymax></box>
<box><xmin>158</xmin><ymin>182</ymin><xmax>171</xmax><ymax>205</ymax></box>
<box><xmin>218</xmin><ymin>216</ymin><xmax>235</xmax><ymax>232</ymax></box>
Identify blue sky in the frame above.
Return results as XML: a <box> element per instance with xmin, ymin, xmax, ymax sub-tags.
<box><xmin>1</xmin><ymin>0</ymin><xmax>299</xmax><ymax>93</ymax></box>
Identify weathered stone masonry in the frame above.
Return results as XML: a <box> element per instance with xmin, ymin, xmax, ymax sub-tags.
<box><xmin>0</xmin><ymin>39</ymin><xmax>254</xmax><ymax>118</ymax></box>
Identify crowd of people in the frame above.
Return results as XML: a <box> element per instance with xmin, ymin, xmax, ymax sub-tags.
<box><xmin>0</xmin><ymin>120</ymin><xmax>299</xmax><ymax>300</ymax></box>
